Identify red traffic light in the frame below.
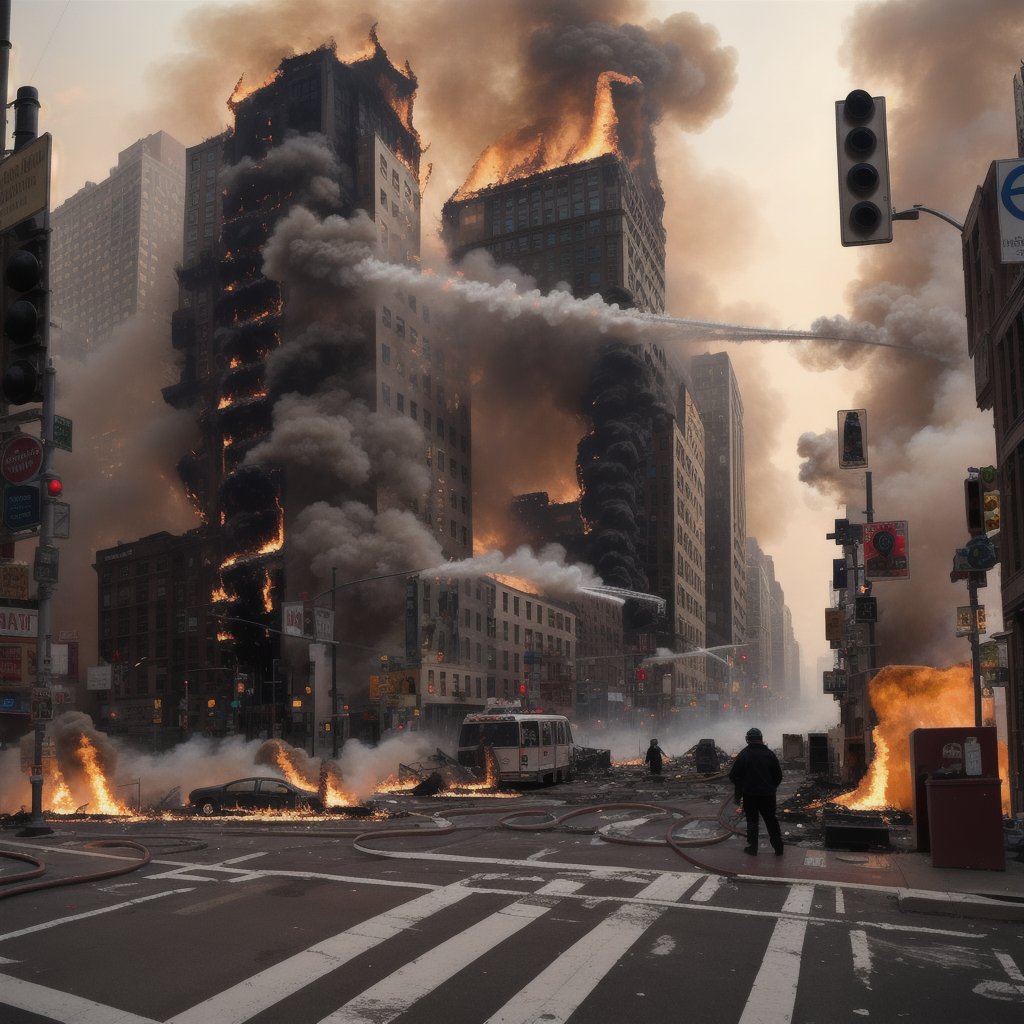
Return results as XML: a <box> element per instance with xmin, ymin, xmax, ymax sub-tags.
<box><xmin>518</xmin><ymin>683</ymin><xmax>527</xmax><ymax>695</ymax></box>
<box><xmin>45</xmin><ymin>476</ymin><xmax>62</xmax><ymax>497</ymax></box>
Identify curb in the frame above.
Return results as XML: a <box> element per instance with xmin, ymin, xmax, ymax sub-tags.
<box><xmin>897</xmin><ymin>887</ymin><xmax>1024</xmax><ymax>921</ymax></box>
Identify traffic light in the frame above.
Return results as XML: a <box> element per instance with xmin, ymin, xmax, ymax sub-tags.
<box><xmin>832</xmin><ymin>558</ymin><xmax>849</xmax><ymax>590</ymax></box>
<box><xmin>979</xmin><ymin>464</ymin><xmax>999</xmax><ymax>533</ymax></box>
<box><xmin>835</xmin><ymin>89</ymin><xmax>892</xmax><ymax>246</ymax></box>
<box><xmin>44</xmin><ymin>474</ymin><xmax>61</xmax><ymax>498</ymax></box>
<box><xmin>965</xmin><ymin>477</ymin><xmax>985</xmax><ymax>535</ymax></box>
<box><xmin>2</xmin><ymin>216</ymin><xmax>49</xmax><ymax>405</ymax></box>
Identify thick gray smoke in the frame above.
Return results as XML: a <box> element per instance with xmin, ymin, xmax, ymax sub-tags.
<box><xmin>792</xmin><ymin>0</ymin><xmax>1024</xmax><ymax>665</ymax></box>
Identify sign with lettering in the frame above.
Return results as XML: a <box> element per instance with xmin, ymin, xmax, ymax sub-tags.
<box><xmin>0</xmin><ymin>606</ymin><xmax>37</xmax><ymax>637</ymax></box>
<box><xmin>1</xmin><ymin>435</ymin><xmax>42</xmax><ymax>484</ymax></box>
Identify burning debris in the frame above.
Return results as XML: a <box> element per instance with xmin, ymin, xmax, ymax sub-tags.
<box><xmin>836</xmin><ymin>664</ymin><xmax>1011</xmax><ymax>814</ymax></box>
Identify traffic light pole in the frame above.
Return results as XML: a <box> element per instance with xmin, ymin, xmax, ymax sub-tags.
<box><xmin>24</xmin><ymin>360</ymin><xmax>55</xmax><ymax>836</ymax></box>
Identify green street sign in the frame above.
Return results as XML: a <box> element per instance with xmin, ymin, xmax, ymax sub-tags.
<box><xmin>53</xmin><ymin>415</ymin><xmax>72</xmax><ymax>452</ymax></box>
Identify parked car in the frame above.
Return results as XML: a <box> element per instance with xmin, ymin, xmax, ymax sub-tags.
<box><xmin>188</xmin><ymin>776</ymin><xmax>324</xmax><ymax>816</ymax></box>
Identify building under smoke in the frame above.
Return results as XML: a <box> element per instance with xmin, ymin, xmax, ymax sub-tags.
<box><xmin>104</xmin><ymin>39</ymin><xmax>471</xmax><ymax>742</ymax></box>
<box><xmin>51</xmin><ymin>131</ymin><xmax>185</xmax><ymax>361</ymax></box>
<box><xmin>443</xmin><ymin>95</ymin><xmax>710</xmax><ymax>708</ymax></box>
<box><xmin>744</xmin><ymin>537</ymin><xmax>800</xmax><ymax>717</ymax></box>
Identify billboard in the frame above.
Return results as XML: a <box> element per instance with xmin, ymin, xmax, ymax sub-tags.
<box><xmin>863</xmin><ymin>520</ymin><xmax>910</xmax><ymax>580</ymax></box>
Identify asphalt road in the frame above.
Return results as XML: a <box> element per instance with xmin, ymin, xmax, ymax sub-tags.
<box><xmin>1</xmin><ymin>797</ymin><xmax>1023</xmax><ymax>1024</ymax></box>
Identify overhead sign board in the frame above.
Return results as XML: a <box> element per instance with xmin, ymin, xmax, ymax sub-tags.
<box><xmin>823</xmin><ymin>670</ymin><xmax>848</xmax><ymax>693</ymax></box>
<box><xmin>996</xmin><ymin>158</ymin><xmax>1024</xmax><ymax>263</ymax></box>
<box><xmin>864</xmin><ymin>520</ymin><xmax>910</xmax><ymax>580</ymax></box>
<box><xmin>824</xmin><ymin>607</ymin><xmax>844</xmax><ymax>642</ymax></box>
<box><xmin>0</xmin><ymin>133</ymin><xmax>51</xmax><ymax>233</ymax></box>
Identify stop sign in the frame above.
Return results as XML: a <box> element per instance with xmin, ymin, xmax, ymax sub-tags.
<box><xmin>1</xmin><ymin>435</ymin><xmax>43</xmax><ymax>484</ymax></box>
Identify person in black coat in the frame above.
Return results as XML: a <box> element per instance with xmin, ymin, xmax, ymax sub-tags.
<box><xmin>728</xmin><ymin>727</ymin><xmax>784</xmax><ymax>855</ymax></box>
<box><xmin>644</xmin><ymin>738</ymin><xmax>665</xmax><ymax>775</ymax></box>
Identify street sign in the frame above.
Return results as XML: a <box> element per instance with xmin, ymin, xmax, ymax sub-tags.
<box><xmin>955</xmin><ymin>605</ymin><xmax>986</xmax><ymax>637</ymax></box>
<box><xmin>52</xmin><ymin>500</ymin><xmax>70</xmax><ymax>539</ymax></box>
<box><xmin>864</xmin><ymin>520</ymin><xmax>910</xmax><ymax>580</ymax></box>
<box><xmin>996</xmin><ymin>159</ymin><xmax>1024</xmax><ymax>263</ymax></box>
<box><xmin>3</xmin><ymin>483</ymin><xmax>39</xmax><ymax>531</ymax></box>
<box><xmin>823</xmin><ymin>670</ymin><xmax>848</xmax><ymax>693</ymax></box>
<box><xmin>0</xmin><ymin>133</ymin><xmax>51</xmax><ymax>233</ymax></box>
<box><xmin>33</xmin><ymin>544</ymin><xmax>58</xmax><ymax>584</ymax></box>
<box><xmin>52</xmin><ymin>415</ymin><xmax>72</xmax><ymax>452</ymax></box>
<box><xmin>0</xmin><ymin>434</ymin><xmax>42</xmax><ymax>484</ymax></box>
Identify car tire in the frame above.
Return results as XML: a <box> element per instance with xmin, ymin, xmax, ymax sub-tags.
<box><xmin>197</xmin><ymin>799</ymin><xmax>218</xmax><ymax>816</ymax></box>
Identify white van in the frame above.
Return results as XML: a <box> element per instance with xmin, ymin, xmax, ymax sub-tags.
<box><xmin>457</xmin><ymin>712</ymin><xmax>577</xmax><ymax>785</ymax></box>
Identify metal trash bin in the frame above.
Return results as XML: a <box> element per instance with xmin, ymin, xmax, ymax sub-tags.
<box><xmin>925</xmin><ymin>776</ymin><xmax>1005</xmax><ymax>871</ymax></box>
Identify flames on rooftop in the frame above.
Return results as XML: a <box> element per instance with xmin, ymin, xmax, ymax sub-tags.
<box><xmin>454</xmin><ymin>71</ymin><xmax>643</xmax><ymax>201</ymax></box>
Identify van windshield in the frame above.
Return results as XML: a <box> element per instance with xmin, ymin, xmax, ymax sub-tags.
<box><xmin>458</xmin><ymin>722</ymin><xmax>520</xmax><ymax>748</ymax></box>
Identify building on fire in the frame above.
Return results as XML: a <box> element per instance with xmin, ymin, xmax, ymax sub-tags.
<box><xmin>441</xmin><ymin>108</ymin><xmax>712</xmax><ymax>712</ymax></box>
<box><xmin>100</xmin><ymin>39</ymin><xmax>471</xmax><ymax>742</ymax></box>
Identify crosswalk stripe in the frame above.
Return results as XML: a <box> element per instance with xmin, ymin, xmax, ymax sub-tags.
<box><xmin>690</xmin><ymin>874</ymin><xmax>724</xmax><ymax>902</ymax></box>
<box><xmin>167</xmin><ymin>883</ymin><xmax>474</xmax><ymax>1024</ymax></box>
<box><xmin>737</xmin><ymin>885</ymin><xmax>813</xmax><ymax>1024</ymax></box>
<box><xmin>633</xmin><ymin>872</ymin><xmax>702</xmax><ymax>903</ymax></box>
<box><xmin>318</xmin><ymin>899</ymin><xmax>554</xmax><ymax>1024</ymax></box>
<box><xmin>0</xmin><ymin>974</ymin><xmax>158</xmax><ymax>1024</ymax></box>
<box><xmin>483</xmin><ymin>902</ymin><xmax>664</xmax><ymax>1024</ymax></box>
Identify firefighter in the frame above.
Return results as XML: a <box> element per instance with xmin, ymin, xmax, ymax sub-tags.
<box><xmin>729</xmin><ymin>727</ymin><xmax>784</xmax><ymax>856</ymax></box>
<box><xmin>644</xmin><ymin>738</ymin><xmax>666</xmax><ymax>775</ymax></box>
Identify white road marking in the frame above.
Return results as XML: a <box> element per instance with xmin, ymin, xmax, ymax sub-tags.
<box><xmin>803</xmin><ymin>851</ymin><xmax>827</xmax><ymax>868</ymax></box>
<box><xmin>850</xmin><ymin>929</ymin><xmax>872</xmax><ymax>989</ymax></box>
<box><xmin>632</xmin><ymin>872</ymin><xmax>702</xmax><ymax>903</ymax></box>
<box><xmin>0</xmin><ymin>889</ymin><xmax>195</xmax><ymax>942</ymax></box>
<box><xmin>736</xmin><ymin>885</ymin><xmax>813</xmax><ymax>1024</ymax></box>
<box><xmin>483</xmin><ymin>903</ymin><xmax>664</xmax><ymax>1024</ymax></box>
<box><xmin>835</xmin><ymin>888</ymin><xmax>846</xmax><ymax>914</ymax></box>
<box><xmin>0</xmin><ymin>973</ymin><xmax>158</xmax><ymax>1024</ymax></box>
<box><xmin>535</xmin><ymin>878</ymin><xmax>585</xmax><ymax>896</ymax></box>
<box><xmin>995</xmin><ymin>951</ymin><xmax>1024</xmax><ymax>996</ymax></box>
<box><xmin>218</xmin><ymin>852</ymin><xmax>268</xmax><ymax>865</ymax></box>
<box><xmin>166</xmin><ymin>882</ymin><xmax>475</xmax><ymax>1024</ymax></box>
<box><xmin>318</xmin><ymin>899</ymin><xmax>554</xmax><ymax>1024</ymax></box>
<box><xmin>690</xmin><ymin>874</ymin><xmax>724</xmax><ymax>902</ymax></box>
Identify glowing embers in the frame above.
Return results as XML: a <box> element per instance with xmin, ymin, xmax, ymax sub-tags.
<box><xmin>455</xmin><ymin>70</ymin><xmax>641</xmax><ymax>199</ymax></box>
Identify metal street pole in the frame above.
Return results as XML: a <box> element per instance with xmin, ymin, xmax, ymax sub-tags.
<box><xmin>968</xmin><ymin>573</ymin><xmax>984</xmax><ymax>727</ymax></box>
<box><xmin>330</xmin><ymin>566</ymin><xmax>338</xmax><ymax>757</ymax></box>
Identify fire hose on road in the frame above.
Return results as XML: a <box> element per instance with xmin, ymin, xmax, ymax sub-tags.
<box><xmin>350</xmin><ymin>794</ymin><xmax>754</xmax><ymax>879</ymax></box>
<box><xmin>0</xmin><ymin>839</ymin><xmax>154</xmax><ymax>900</ymax></box>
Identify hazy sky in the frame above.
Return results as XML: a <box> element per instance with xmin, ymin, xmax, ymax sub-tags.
<box><xmin>10</xmin><ymin>0</ymin><xmax>1018</xmax><ymax>713</ymax></box>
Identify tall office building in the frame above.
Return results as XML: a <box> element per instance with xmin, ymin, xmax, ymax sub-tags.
<box><xmin>691</xmin><ymin>352</ymin><xmax>747</xmax><ymax>674</ymax></box>
<box><xmin>442</xmin><ymin>152</ymin><xmax>665</xmax><ymax>312</ymax></box>
<box><xmin>106</xmin><ymin>39</ymin><xmax>472</xmax><ymax>737</ymax></box>
<box><xmin>51</xmin><ymin>132</ymin><xmax>185</xmax><ymax>359</ymax></box>
<box><xmin>443</xmin><ymin>94</ymin><xmax>707</xmax><ymax>708</ymax></box>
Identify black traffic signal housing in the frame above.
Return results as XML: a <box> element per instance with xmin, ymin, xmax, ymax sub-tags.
<box><xmin>965</xmin><ymin>477</ymin><xmax>985</xmax><ymax>536</ymax></box>
<box><xmin>835</xmin><ymin>90</ymin><xmax>892</xmax><ymax>246</ymax></box>
<box><xmin>2</xmin><ymin>216</ymin><xmax>49</xmax><ymax>406</ymax></box>
<box><xmin>832</xmin><ymin>558</ymin><xmax>849</xmax><ymax>590</ymax></box>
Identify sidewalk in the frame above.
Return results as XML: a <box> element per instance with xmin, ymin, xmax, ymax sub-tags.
<box><xmin>700</xmin><ymin>834</ymin><xmax>1024</xmax><ymax>920</ymax></box>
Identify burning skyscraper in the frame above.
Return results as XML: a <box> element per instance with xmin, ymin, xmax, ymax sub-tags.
<box><xmin>105</xmin><ymin>37</ymin><xmax>471</xmax><ymax>739</ymax></box>
<box><xmin>441</xmin><ymin>68</ymin><xmax>707</xmax><ymax>706</ymax></box>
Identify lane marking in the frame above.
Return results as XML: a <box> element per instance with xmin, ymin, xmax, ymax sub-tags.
<box><xmin>0</xmin><ymin>973</ymin><xmax>158</xmax><ymax>1024</ymax></box>
<box><xmin>535</xmin><ymin>879</ymin><xmax>585</xmax><ymax>896</ymax></box>
<box><xmin>995</xmin><ymin>951</ymin><xmax>1024</xmax><ymax>996</ymax></box>
<box><xmin>167</xmin><ymin>883</ymin><xmax>474</xmax><ymax>1024</ymax></box>
<box><xmin>483</xmin><ymin>903</ymin><xmax>664</xmax><ymax>1024</ymax></box>
<box><xmin>835</xmin><ymin>889</ymin><xmax>846</xmax><ymax>915</ymax></box>
<box><xmin>690</xmin><ymin>875</ymin><xmax>723</xmax><ymax>902</ymax></box>
<box><xmin>632</xmin><ymin>872</ymin><xmax>702</xmax><ymax>903</ymax></box>
<box><xmin>737</xmin><ymin>885</ymin><xmax>812</xmax><ymax>1024</ymax></box>
<box><xmin>850</xmin><ymin>929</ymin><xmax>872</xmax><ymax>989</ymax></box>
<box><xmin>0</xmin><ymin>889</ymin><xmax>194</xmax><ymax>942</ymax></box>
<box><xmin>318</xmin><ymin>899</ymin><xmax>554</xmax><ymax>1024</ymax></box>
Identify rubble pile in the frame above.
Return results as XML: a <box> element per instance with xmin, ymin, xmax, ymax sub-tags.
<box><xmin>398</xmin><ymin>748</ymin><xmax>481</xmax><ymax>792</ymax></box>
